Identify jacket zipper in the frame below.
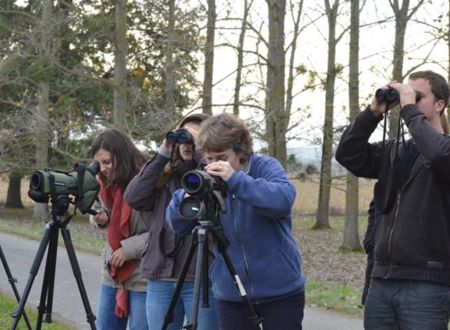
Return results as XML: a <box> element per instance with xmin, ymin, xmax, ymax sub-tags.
<box><xmin>385</xmin><ymin>192</ymin><xmax>401</xmax><ymax>278</ymax></box>
<box><xmin>231</xmin><ymin>195</ymin><xmax>256</xmax><ymax>302</ymax></box>
<box><xmin>385</xmin><ymin>162</ymin><xmax>422</xmax><ymax>278</ymax></box>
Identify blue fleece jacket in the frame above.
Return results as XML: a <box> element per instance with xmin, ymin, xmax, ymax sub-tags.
<box><xmin>166</xmin><ymin>154</ymin><xmax>306</xmax><ymax>303</ymax></box>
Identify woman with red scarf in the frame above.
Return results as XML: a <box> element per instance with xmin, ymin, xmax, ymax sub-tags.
<box><xmin>90</xmin><ymin>128</ymin><xmax>151</xmax><ymax>330</ymax></box>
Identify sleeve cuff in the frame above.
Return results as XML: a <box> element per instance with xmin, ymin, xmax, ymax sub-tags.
<box><xmin>400</xmin><ymin>104</ymin><xmax>422</xmax><ymax>123</ymax></box>
<box><xmin>158</xmin><ymin>145</ymin><xmax>172</xmax><ymax>158</ymax></box>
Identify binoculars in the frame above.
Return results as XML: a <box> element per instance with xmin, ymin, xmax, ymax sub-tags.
<box><xmin>375</xmin><ymin>88</ymin><xmax>422</xmax><ymax>104</ymax></box>
<box><xmin>166</xmin><ymin>128</ymin><xmax>193</xmax><ymax>144</ymax></box>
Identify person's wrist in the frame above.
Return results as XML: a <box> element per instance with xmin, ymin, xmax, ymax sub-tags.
<box><xmin>369</xmin><ymin>107</ymin><xmax>383</xmax><ymax>117</ymax></box>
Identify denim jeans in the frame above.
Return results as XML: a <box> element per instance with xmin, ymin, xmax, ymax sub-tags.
<box><xmin>146</xmin><ymin>280</ymin><xmax>219</xmax><ymax>330</ymax></box>
<box><xmin>96</xmin><ymin>284</ymin><xmax>148</xmax><ymax>330</ymax></box>
<box><xmin>364</xmin><ymin>279</ymin><xmax>450</xmax><ymax>330</ymax></box>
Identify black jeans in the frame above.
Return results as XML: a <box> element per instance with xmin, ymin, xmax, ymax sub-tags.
<box><xmin>216</xmin><ymin>291</ymin><xmax>305</xmax><ymax>330</ymax></box>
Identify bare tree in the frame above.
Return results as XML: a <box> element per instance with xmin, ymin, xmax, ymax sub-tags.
<box><xmin>164</xmin><ymin>0</ymin><xmax>176</xmax><ymax>119</ymax></box>
<box><xmin>33</xmin><ymin>0</ymin><xmax>53</xmax><ymax>219</ymax></box>
<box><xmin>314</xmin><ymin>0</ymin><xmax>343</xmax><ymax>229</ymax></box>
<box><xmin>113</xmin><ymin>0</ymin><xmax>128</xmax><ymax>130</ymax></box>
<box><xmin>285</xmin><ymin>0</ymin><xmax>305</xmax><ymax>131</ymax></box>
<box><xmin>388</xmin><ymin>0</ymin><xmax>425</xmax><ymax>138</ymax></box>
<box><xmin>265</xmin><ymin>0</ymin><xmax>288</xmax><ymax>168</ymax></box>
<box><xmin>341</xmin><ymin>0</ymin><xmax>362</xmax><ymax>251</ymax></box>
<box><xmin>233</xmin><ymin>0</ymin><xmax>253</xmax><ymax>116</ymax></box>
<box><xmin>202</xmin><ymin>0</ymin><xmax>216</xmax><ymax>115</ymax></box>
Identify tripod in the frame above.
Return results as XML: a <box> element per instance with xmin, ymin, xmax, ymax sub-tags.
<box><xmin>0</xmin><ymin>244</ymin><xmax>32</xmax><ymax>330</ymax></box>
<box><xmin>10</xmin><ymin>195</ymin><xmax>96</xmax><ymax>330</ymax></box>
<box><xmin>162</xmin><ymin>221</ymin><xmax>263</xmax><ymax>330</ymax></box>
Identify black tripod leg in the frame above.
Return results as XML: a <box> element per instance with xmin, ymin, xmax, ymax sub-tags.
<box><xmin>36</xmin><ymin>224</ymin><xmax>59</xmax><ymax>330</ymax></box>
<box><xmin>211</xmin><ymin>230</ymin><xmax>263</xmax><ymax>330</ymax></box>
<box><xmin>60</xmin><ymin>226</ymin><xmax>97</xmax><ymax>330</ymax></box>
<box><xmin>201</xmin><ymin>233</ymin><xmax>209</xmax><ymax>308</ymax></box>
<box><xmin>186</xmin><ymin>228</ymin><xmax>207</xmax><ymax>330</ymax></box>
<box><xmin>10</xmin><ymin>223</ymin><xmax>53</xmax><ymax>330</ymax></box>
<box><xmin>162</xmin><ymin>234</ymin><xmax>198</xmax><ymax>330</ymax></box>
<box><xmin>0</xmin><ymin>245</ymin><xmax>32</xmax><ymax>330</ymax></box>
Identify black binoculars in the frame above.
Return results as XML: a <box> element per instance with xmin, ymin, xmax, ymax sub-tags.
<box><xmin>375</xmin><ymin>88</ymin><xmax>422</xmax><ymax>104</ymax></box>
<box><xmin>166</xmin><ymin>128</ymin><xmax>193</xmax><ymax>144</ymax></box>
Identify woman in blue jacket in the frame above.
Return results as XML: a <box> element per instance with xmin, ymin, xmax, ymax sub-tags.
<box><xmin>166</xmin><ymin>113</ymin><xmax>306</xmax><ymax>330</ymax></box>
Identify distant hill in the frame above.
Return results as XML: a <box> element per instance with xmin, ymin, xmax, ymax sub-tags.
<box><xmin>287</xmin><ymin>145</ymin><xmax>346</xmax><ymax>176</ymax></box>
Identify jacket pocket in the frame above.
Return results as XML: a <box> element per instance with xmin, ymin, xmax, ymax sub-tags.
<box><xmin>392</xmin><ymin>214</ymin><xmax>450</xmax><ymax>266</ymax></box>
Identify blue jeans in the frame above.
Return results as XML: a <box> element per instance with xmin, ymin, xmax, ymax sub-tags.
<box><xmin>146</xmin><ymin>280</ymin><xmax>219</xmax><ymax>330</ymax></box>
<box><xmin>364</xmin><ymin>279</ymin><xmax>450</xmax><ymax>330</ymax></box>
<box><xmin>96</xmin><ymin>284</ymin><xmax>148</xmax><ymax>330</ymax></box>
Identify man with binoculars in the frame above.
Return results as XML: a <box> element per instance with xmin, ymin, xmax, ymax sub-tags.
<box><xmin>124</xmin><ymin>113</ymin><xmax>219</xmax><ymax>330</ymax></box>
<box><xmin>336</xmin><ymin>70</ymin><xmax>450</xmax><ymax>330</ymax></box>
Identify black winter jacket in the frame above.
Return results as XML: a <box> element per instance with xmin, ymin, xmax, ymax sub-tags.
<box><xmin>336</xmin><ymin>105</ymin><xmax>450</xmax><ymax>286</ymax></box>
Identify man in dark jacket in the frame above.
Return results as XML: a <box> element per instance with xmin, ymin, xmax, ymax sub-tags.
<box><xmin>335</xmin><ymin>70</ymin><xmax>450</xmax><ymax>329</ymax></box>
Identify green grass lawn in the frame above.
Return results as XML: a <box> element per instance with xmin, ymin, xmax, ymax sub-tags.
<box><xmin>306</xmin><ymin>278</ymin><xmax>363</xmax><ymax>315</ymax></box>
<box><xmin>0</xmin><ymin>292</ymin><xmax>73</xmax><ymax>330</ymax></box>
<box><xmin>0</xmin><ymin>209</ymin><xmax>103</xmax><ymax>255</ymax></box>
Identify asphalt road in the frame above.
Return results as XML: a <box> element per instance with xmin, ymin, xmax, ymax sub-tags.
<box><xmin>0</xmin><ymin>230</ymin><xmax>363</xmax><ymax>329</ymax></box>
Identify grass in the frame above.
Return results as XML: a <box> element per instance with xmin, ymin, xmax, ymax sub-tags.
<box><xmin>306</xmin><ymin>279</ymin><xmax>363</xmax><ymax>315</ymax></box>
<box><xmin>0</xmin><ymin>215</ymin><xmax>104</xmax><ymax>255</ymax></box>
<box><xmin>294</xmin><ymin>217</ymin><xmax>367</xmax><ymax>317</ymax></box>
<box><xmin>0</xmin><ymin>292</ymin><xmax>73</xmax><ymax>330</ymax></box>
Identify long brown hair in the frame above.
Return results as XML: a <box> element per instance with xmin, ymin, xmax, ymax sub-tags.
<box><xmin>90</xmin><ymin>128</ymin><xmax>149</xmax><ymax>188</ymax></box>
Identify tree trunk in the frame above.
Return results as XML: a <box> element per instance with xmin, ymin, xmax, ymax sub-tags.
<box><xmin>5</xmin><ymin>172</ymin><xmax>24</xmax><ymax>209</ymax></box>
<box><xmin>164</xmin><ymin>0</ymin><xmax>176</xmax><ymax>119</ymax></box>
<box><xmin>341</xmin><ymin>0</ymin><xmax>361</xmax><ymax>251</ymax></box>
<box><xmin>113</xmin><ymin>0</ymin><xmax>128</xmax><ymax>130</ymax></box>
<box><xmin>265</xmin><ymin>0</ymin><xmax>287</xmax><ymax>168</ymax></box>
<box><xmin>202</xmin><ymin>0</ymin><xmax>216</xmax><ymax>115</ymax></box>
<box><xmin>286</xmin><ymin>0</ymin><xmax>304</xmax><ymax>128</ymax></box>
<box><xmin>33</xmin><ymin>0</ymin><xmax>52</xmax><ymax>220</ymax></box>
<box><xmin>388</xmin><ymin>0</ymin><xmax>424</xmax><ymax>138</ymax></box>
<box><xmin>233</xmin><ymin>0</ymin><xmax>251</xmax><ymax>116</ymax></box>
<box><xmin>314</xmin><ymin>0</ymin><xmax>339</xmax><ymax>230</ymax></box>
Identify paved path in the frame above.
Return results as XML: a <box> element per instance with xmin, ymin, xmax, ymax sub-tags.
<box><xmin>0</xmin><ymin>230</ymin><xmax>363</xmax><ymax>329</ymax></box>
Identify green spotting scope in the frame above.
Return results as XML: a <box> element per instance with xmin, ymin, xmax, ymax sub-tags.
<box><xmin>28</xmin><ymin>161</ymin><xmax>100</xmax><ymax>214</ymax></box>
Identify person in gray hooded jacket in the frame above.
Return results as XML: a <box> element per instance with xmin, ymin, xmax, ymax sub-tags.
<box><xmin>124</xmin><ymin>113</ymin><xmax>219</xmax><ymax>330</ymax></box>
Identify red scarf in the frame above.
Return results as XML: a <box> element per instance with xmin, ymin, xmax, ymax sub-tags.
<box><xmin>99</xmin><ymin>179</ymin><xmax>136</xmax><ymax>318</ymax></box>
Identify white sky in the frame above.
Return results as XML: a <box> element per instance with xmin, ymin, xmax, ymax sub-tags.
<box><xmin>13</xmin><ymin>0</ymin><xmax>449</xmax><ymax>149</ymax></box>
<box><xmin>201</xmin><ymin>0</ymin><xmax>449</xmax><ymax>148</ymax></box>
